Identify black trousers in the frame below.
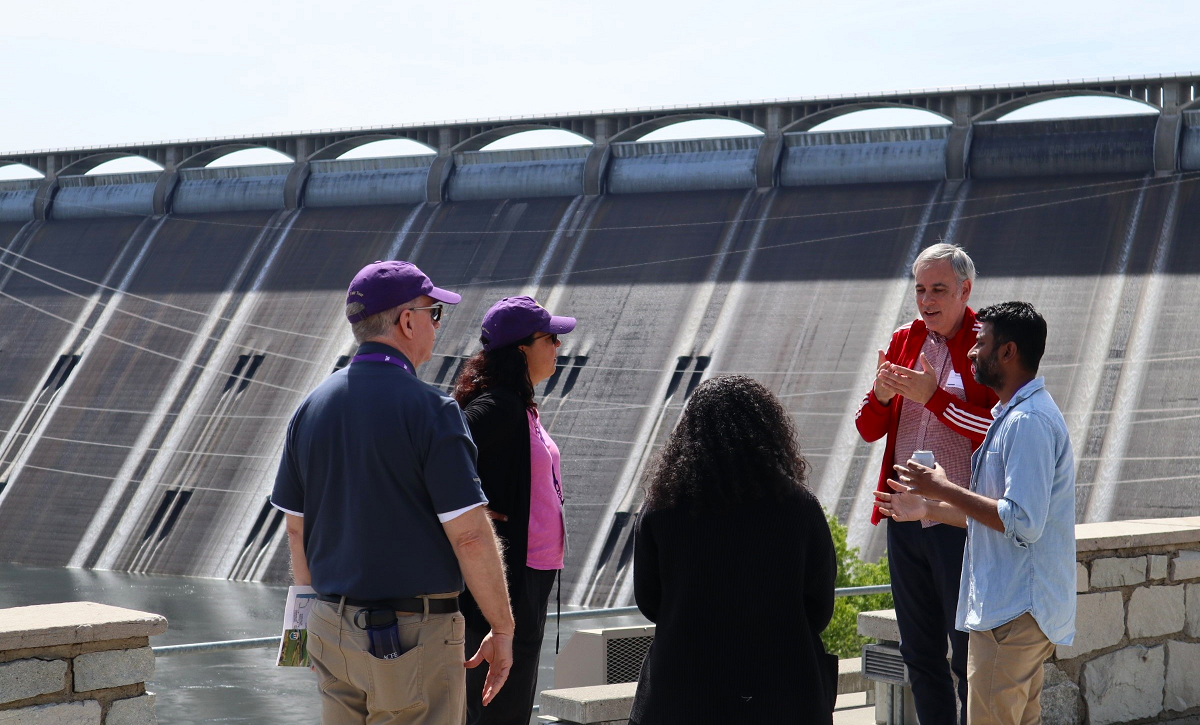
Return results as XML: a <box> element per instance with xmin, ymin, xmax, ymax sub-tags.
<box><xmin>465</xmin><ymin>566</ymin><xmax>557</xmax><ymax>725</ymax></box>
<box><xmin>887</xmin><ymin>518</ymin><xmax>968</xmax><ymax>725</ymax></box>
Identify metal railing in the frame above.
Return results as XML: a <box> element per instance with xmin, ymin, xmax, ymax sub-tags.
<box><xmin>151</xmin><ymin>584</ymin><xmax>890</xmax><ymax>657</ymax></box>
<box><xmin>6</xmin><ymin>71</ymin><xmax>1197</xmax><ymax>157</ymax></box>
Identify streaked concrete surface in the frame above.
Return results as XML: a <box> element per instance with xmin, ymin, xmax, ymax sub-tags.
<box><xmin>0</xmin><ymin>168</ymin><xmax>1198</xmax><ymax>612</ymax></box>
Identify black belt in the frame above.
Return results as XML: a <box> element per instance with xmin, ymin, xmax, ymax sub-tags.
<box><xmin>316</xmin><ymin>593</ymin><xmax>459</xmax><ymax>614</ymax></box>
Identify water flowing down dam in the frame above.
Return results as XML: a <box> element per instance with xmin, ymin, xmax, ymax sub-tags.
<box><xmin>1</xmin><ymin>74</ymin><xmax>1200</xmax><ymax>608</ymax></box>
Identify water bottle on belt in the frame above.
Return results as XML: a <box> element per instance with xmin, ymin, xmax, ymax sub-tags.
<box><xmin>354</xmin><ymin>608</ymin><xmax>403</xmax><ymax>660</ymax></box>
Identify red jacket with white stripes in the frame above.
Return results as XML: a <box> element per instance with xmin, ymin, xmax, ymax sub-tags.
<box><xmin>856</xmin><ymin>307</ymin><xmax>999</xmax><ymax>525</ymax></box>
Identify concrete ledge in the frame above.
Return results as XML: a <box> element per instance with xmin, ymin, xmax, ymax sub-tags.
<box><xmin>838</xmin><ymin>657</ymin><xmax>868</xmax><ymax>695</ymax></box>
<box><xmin>540</xmin><ymin>682</ymin><xmax>637</xmax><ymax>724</ymax></box>
<box><xmin>0</xmin><ymin>604</ymin><xmax>166</xmax><ymax>652</ymax></box>
<box><xmin>1076</xmin><ymin>517</ymin><xmax>1200</xmax><ymax>553</ymax></box>
<box><xmin>857</xmin><ymin>609</ymin><xmax>900</xmax><ymax>642</ymax></box>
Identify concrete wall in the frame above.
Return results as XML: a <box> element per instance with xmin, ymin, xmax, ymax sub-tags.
<box><xmin>52</xmin><ymin>173</ymin><xmax>159</xmax><ymax>221</ymax></box>
<box><xmin>971</xmin><ymin>115</ymin><xmax>1157</xmax><ymax>178</ymax></box>
<box><xmin>0</xmin><ymin>118</ymin><xmax>1198</xmax><ymax>607</ymax></box>
<box><xmin>172</xmin><ymin>165</ymin><xmax>290</xmax><ymax>214</ymax></box>
<box><xmin>1051</xmin><ymin>518</ymin><xmax>1200</xmax><ymax>725</ymax></box>
<box><xmin>0</xmin><ymin>601</ymin><xmax>166</xmax><ymax>724</ymax></box>
<box><xmin>305</xmin><ymin>156</ymin><xmax>432</xmax><ymax>208</ymax></box>
<box><xmin>1181</xmin><ymin>111</ymin><xmax>1200</xmax><ymax>171</ymax></box>
<box><xmin>607</xmin><ymin>137</ymin><xmax>760</xmax><ymax>194</ymax></box>
<box><xmin>780</xmin><ymin>126</ymin><xmax>948</xmax><ymax>186</ymax></box>
<box><xmin>449</xmin><ymin>147</ymin><xmax>588</xmax><ymax>200</ymax></box>
<box><xmin>0</xmin><ymin>180</ymin><xmax>38</xmax><ymax>223</ymax></box>
<box><xmin>859</xmin><ymin>518</ymin><xmax>1200</xmax><ymax>725</ymax></box>
<box><xmin>4</xmin><ymin>115</ymin><xmax>1193</xmax><ymax>219</ymax></box>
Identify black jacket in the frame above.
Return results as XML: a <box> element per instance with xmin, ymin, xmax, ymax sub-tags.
<box><xmin>459</xmin><ymin>387</ymin><xmax>533</xmax><ymax>633</ymax></box>
<box><xmin>630</xmin><ymin>490</ymin><xmax>838</xmax><ymax>724</ymax></box>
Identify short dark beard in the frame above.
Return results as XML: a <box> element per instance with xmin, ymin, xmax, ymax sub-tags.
<box><xmin>972</xmin><ymin>350</ymin><xmax>1004</xmax><ymax>390</ymax></box>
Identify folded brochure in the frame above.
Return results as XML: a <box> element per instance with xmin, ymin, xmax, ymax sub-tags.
<box><xmin>277</xmin><ymin>585</ymin><xmax>317</xmax><ymax>667</ymax></box>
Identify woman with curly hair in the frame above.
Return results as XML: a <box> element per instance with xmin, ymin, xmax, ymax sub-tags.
<box><xmin>630</xmin><ymin>375</ymin><xmax>838</xmax><ymax>724</ymax></box>
<box><xmin>453</xmin><ymin>296</ymin><xmax>576</xmax><ymax>725</ymax></box>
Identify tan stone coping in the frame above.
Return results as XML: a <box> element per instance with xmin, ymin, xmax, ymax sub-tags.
<box><xmin>0</xmin><ymin>602</ymin><xmax>167</xmax><ymax>651</ymax></box>
<box><xmin>1075</xmin><ymin>516</ymin><xmax>1200</xmax><ymax>553</ymax></box>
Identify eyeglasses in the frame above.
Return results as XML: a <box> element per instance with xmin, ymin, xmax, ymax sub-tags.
<box><xmin>397</xmin><ymin>304</ymin><xmax>443</xmax><ymax>324</ymax></box>
<box><xmin>532</xmin><ymin>333</ymin><xmax>559</xmax><ymax>345</ymax></box>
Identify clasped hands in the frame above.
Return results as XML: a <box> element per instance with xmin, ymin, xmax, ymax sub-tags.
<box><xmin>874</xmin><ymin>460</ymin><xmax>955</xmax><ymax>522</ymax></box>
<box><xmin>873</xmin><ymin>350</ymin><xmax>939</xmax><ymax>405</ymax></box>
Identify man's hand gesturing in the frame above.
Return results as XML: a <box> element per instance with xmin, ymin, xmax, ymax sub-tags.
<box><xmin>874</xmin><ymin>478</ymin><xmax>929</xmax><ymax>522</ymax></box>
<box><xmin>878</xmin><ymin>352</ymin><xmax>939</xmax><ymax>405</ymax></box>
<box><xmin>893</xmin><ymin>459</ymin><xmax>955</xmax><ymax>501</ymax></box>
<box><xmin>466</xmin><ymin>629</ymin><xmax>514</xmax><ymax>706</ymax></box>
<box><xmin>873</xmin><ymin>350</ymin><xmax>897</xmax><ymax>404</ymax></box>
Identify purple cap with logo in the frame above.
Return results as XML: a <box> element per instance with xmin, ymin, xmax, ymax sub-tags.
<box><xmin>481</xmin><ymin>296</ymin><xmax>576</xmax><ymax>350</ymax></box>
<box><xmin>345</xmin><ymin>261</ymin><xmax>461</xmax><ymax>323</ymax></box>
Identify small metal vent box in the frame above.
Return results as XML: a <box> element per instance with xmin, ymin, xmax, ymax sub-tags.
<box><xmin>555</xmin><ymin>625</ymin><xmax>655</xmax><ymax>688</ymax></box>
<box><xmin>862</xmin><ymin>643</ymin><xmax>909</xmax><ymax>686</ymax></box>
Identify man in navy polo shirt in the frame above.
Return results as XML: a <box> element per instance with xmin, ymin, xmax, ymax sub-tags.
<box><xmin>271</xmin><ymin>261</ymin><xmax>515</xmax><ymax>725</ymax></box>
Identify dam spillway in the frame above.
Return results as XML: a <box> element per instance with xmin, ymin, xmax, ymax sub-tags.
<box><xmin>2</xmin><ymin>78</ymin><xmax>1200</xmax><ymax>608</ymax></box>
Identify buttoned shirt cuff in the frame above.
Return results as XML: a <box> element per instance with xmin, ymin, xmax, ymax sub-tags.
<box><xmin>437</xmin><ymin>500</ymin><xmax>487</xmax><ymax>523</ymax></box>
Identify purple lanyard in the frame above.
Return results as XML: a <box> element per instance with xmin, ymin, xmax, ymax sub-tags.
<box><xmin>532</xmin><ymin>414</ymin><xmax>564</xmax><ymax>505</ymax></box>
<box><xmin>351</xmin><ymin>353</ymin><xmax>415</xmax><ymax>376</ymax></box>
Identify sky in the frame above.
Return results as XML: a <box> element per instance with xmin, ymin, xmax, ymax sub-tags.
<box><xmin>1</xmin><ymin>0</ymin><xmax>1196</xmax><ymax>176</ymax></box>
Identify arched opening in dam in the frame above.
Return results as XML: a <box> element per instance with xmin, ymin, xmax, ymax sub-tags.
<box><xmin>0</xmin><ymin>163</ymin><xmax>43</xmax><ymax>180</ymax></box>
<box><xmin>996</xmin><ymin>94</ymin><xmax>1160</xmax><ymax>122</ymax></box>
<box><xmin>336</xmin><ymin>138</ymin><xmax>437</xmax><ymax>159</ymax></box>
<box><xmin>806</xmin><ymin>108</ymin><xmax>951</xmax><ymax>132</ymax></box>
<box><xmin>480</xmin><ymin>129</ymin><xmax>593</xmax><ymax>150</ymax></box>
<box><xmin>84</xmin><ymin>156</ymin><xmax>164</xmax><ymax>176</ymax></box>
<box><xmin>637</xmin><ymin>118</ymin><xmax>764</xmax><ymax>142</ymax></box>
<box><xmin>205</xmin><ymin>146</ymin><xmax>294</xmax><ymax>168</ymax></box>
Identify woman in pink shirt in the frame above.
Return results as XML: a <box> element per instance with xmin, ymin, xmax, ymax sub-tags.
<box><xmin>453</xmin><ymin>296</ymin><xmax>576</xmax><ymax>725</ymax></box>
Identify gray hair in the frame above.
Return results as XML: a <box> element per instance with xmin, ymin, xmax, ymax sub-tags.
<box><xmin>347</xmin><ymin>303</ymin><xmax>406</xmax><ymax>344</ymax></box>
<box><xmin>912</xmin><ymin>243</ymin><xmax>976</xmax><ymax>285</ymax></box>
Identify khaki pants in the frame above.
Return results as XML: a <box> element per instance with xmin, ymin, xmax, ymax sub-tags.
<box><xmin>967</xmin><ymin>613</ymin><xmax>1057</xmax><ymax>725</ymax></box>
<box><xmin>307</xmin><ymin>598</ymin><xmax>467</xmax><ymax>725</ymax></box>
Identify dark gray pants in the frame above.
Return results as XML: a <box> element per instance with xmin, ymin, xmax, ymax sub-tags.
<box><xmin>465</xmin><ymin>567</ymin><xmax>557</xmax><ymax>725</ymax></box>
<box><xmin>887</xmin><ymin>518</ymin><xmax>969</xmax><ymax>725</ymax></box>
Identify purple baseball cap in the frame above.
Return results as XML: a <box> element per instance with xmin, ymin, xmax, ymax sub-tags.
<box><xmin>345</xmin><ymin>261</ymin><xmax>461</xmax><ymax>323</ymax></box>
<box><xmin>481</xmin><ymin>296</ymin><xmax>576</xmax><ymax>351</ymax></box>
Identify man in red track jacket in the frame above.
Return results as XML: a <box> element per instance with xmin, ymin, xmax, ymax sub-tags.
<box><xmin>856</xmin><ymin>243</ymin><xmax>998</xmax><ymax>725</ymax></box>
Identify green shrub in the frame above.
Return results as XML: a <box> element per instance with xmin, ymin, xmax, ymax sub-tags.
<box><xmin>821</xmin><ymin>512</ymin><xmax>893</xmax><ymax>659</ymax></box>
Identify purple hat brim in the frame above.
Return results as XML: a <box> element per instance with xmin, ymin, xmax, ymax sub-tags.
<box><xmin>545</xmin><ymin>315</ymin><xmax>577</xmax><ymax>334</ymax></box>
<box><xmin>428</xmin><ymin>286</ymin><xmax>462</xmax><ymax>304</ymax></box>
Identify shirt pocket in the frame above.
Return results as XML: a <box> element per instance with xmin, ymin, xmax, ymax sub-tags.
<box><xmin>980</xmin><ymin>449</ymin><xmax>1005</xmax><ymax>497</ymax></box>
<box><xmin>945</xmin><ymin>370</ymin><xmax>967</xmax><ymax>400</ymax></box>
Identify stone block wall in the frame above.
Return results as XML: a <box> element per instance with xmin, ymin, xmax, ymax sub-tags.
<box><xmin>0</xmin><ymin>601</ymin><xmax>167</xmax><ymax>724</ymax></box>
<box><xmin>1044</xmin><ymin>518</ymin><xmax>1200</xmax><ymax>725</ymax></box>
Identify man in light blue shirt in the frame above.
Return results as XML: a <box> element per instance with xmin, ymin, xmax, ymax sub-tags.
<box><xmin>875</xmin><ymin>301</ymin><xmax>1075</xmax><ymax>725</ymax></box>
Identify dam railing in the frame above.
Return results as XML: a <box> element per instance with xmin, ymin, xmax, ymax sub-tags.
<box><xmin>149</xmin><ymin>584</ymin><xmax>892</xmax><ymax>657</ymax></box>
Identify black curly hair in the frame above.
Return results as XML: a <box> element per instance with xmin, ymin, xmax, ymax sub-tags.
<box><xmin>975</xmin><ymin>301</ymin><xmax>1047</xmax><ymax>373</ymax></box>
<box><xmin>642</xmin><ymin>375</ymin><xmax>812</xmax><ymax>512</ymax></box>
<box><xmin>452</xmin><ymin>334</ymin><xmax>538</xmax><ymax>409</ymax></box>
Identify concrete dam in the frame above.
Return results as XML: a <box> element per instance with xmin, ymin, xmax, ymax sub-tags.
<box><xmin>1</xmin><ymin>74</ymin><xmax>1199</xmax><ymax>609</ymax></box>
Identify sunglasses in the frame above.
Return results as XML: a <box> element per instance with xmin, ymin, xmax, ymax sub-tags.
<box><xmin>532</xmin><ymin>332</ymin><xmax>559</xmax><ymax>345</ymax></box>
<box><xmin>397</xmin><ymin>304</ymin><xmax>443</xmax><ymax>324</ymax></box>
